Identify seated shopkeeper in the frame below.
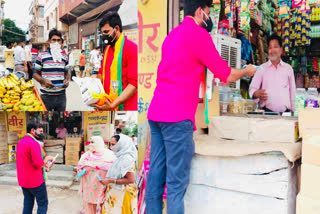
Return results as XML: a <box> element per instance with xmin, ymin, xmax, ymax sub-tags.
<box><xmin>249</xmin><ymin>34</ymin><xmax>296</xmax><ymax>113</ymax></box>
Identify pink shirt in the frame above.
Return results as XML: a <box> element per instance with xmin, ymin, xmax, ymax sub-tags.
<box><xmin>147</xmin><ymin>17</ymin><xmax>231</xmax><ymax>128</ymax></box>
<box><xmin>16</xmin><ymin>135</ymin><xmax>45</xmax><ymax>188</ymax></box>
<box><xmin>249</xmin><ymin>60</ymin><xmax>296</xmax><ymax>112</ymax></box>
<box><xmin>56</xmin><ymin>127</ymin><xmax>68</xmax><ymax>139</ymax></box>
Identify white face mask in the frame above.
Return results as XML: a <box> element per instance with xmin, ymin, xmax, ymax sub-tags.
<box><xmin>50</xmin><ymin>42</ymin><xmax>62</xmax><ymax>62</ymax></box>
<box><xmin>50</xmin><ymin>42</ymin><xmax>61</xmax><ymax>50</ymax></box>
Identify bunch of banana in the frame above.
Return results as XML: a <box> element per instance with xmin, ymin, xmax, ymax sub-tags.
<box><xmin>20</xmin><ymin>79</ymin><xmax>34</xmax><ymax>91</ymax></box>
<box><xmin>0</xmin><ymin>74</ymin><xmax>20</xmax><ymax>89</ymax></box>
<box><xmin>16</xmin><ymin>94</ymin><xmax>44</xmax><ymax>111</ymax></box>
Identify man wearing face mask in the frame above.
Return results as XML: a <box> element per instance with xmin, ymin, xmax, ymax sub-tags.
<box><xmin>145</xmin><ymin>1</ymin><xmax>257</xmax><ymax>213</ymax></box>
<box><xmin>33</xmin><ymin>29</ymin><xmax>70</xmax><ymax>111</ymax></box>
<box><xmin>90</xmin><ymin>11</ymin><xmax>137</xmax><ymax>111</ymax></box>
<box><xmin>249</xmin><ymin>34</ymin><xmax>296</xmax><ymax>113</ymax></box>
<box><xmin>16</xmin><ymin>121</ymin><xmax>53</xmax><ymax>214</ymax></box>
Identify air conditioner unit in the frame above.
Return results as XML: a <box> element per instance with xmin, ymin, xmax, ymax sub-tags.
<box><xmin>199</xmin><ymin>34</ymin><xmax>241</xmax><ymax>99</ymax></box>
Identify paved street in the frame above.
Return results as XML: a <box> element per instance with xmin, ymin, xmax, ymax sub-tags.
<box><xmin>0</xmin><ymin>163</ymin><xmax>83</xmax><ymax>214</ymax></box>
<box><xmin>0</xmin><ymin>185</ymin><xmax>83</xmax><ymax>214</ymax></box>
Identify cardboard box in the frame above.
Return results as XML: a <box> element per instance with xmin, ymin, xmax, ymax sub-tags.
<box><xmin>296</xmin><ymin>193</ymin><xmax>320</xmax><ymax>214</ymax></box>
<box><xmin>300</xmin><ymin>164</ymin><xmax>320</xmax><ymax>199</ymax></box>
<box><xmin>7</xmin><ymin>131</ymin><xmax>19</xmax><ymax>145</ymax></box>
<box><xmin>66</xmin><ymin>137</ymin><xmax>82</xmax><ymax>144</ymax></box>
<box><xmin>210</xmin><ymin>116</ymin><xmax>249</xmax><ymax>141</ymax></box>
<box><xmin>65</xmin><ymin>151</ymin><xmax>80</xmax><ymax>161</ymax></box>
<box><xmin>65</xmin><ymin>137</ymin><xmax>82</xmax><ymax>152</ymax></box>
<box><xmin>44</xmin><ymin>139</ymin><xmax>65</xmax><ymax>147</ymax></box>
<box><xmin>8</xmin><ymin>144</ymin><xmax>17</xmax><ymax>162</ymax></box>
<box><xmin>299</xmin><ymin>108</ymin><xmax>320</xmax><ymax>138</ymax></box>
<box><xmin>302</xmin><ymin>136</ymin><xmax>320</xmax><ymax>166</ymax></box>
<box><xmin>66</xmin><ymin>144</ymin><xmax>82</xmax><ymax>152</ymax></box>
<box><xmin>65</xmin><ymin>151</ymin><xmax>80</xmax><ymax>166</ymax></box>
<box><xmin>65</xmin><ymin>159</ymin><xmax>79</xmax><ymax>166</ymax></box>
<box><xmin>210</xmin><ymin>116</ymin><xmax>298</xmax><ymax>143</ymax></box>
<box><xmin>87</xmin><ymin>124</ymin><xmax>111</xmax><ymax>142</ymax></box>
<box><xmin>249</xmin><ymin>118</ymin><xmax>298</xmax><ymax>143</ymax></box>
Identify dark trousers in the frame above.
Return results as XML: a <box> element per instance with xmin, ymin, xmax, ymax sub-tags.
<box><xmin>262</xmin><ymin>107</ymin><xmax>290</xmax><ymax>113</ymax></box>
<box><xmin>146</xmin><ymin>120</ymin><xmax>195</xmax><ymax>214</ymax></box>
<box><xmin>41</xmin><ymin>94</ymin><xmax>66</xmax><ymax>111</ymax></box>
<box><xmin>27</xmin><ymin>61</ymin><xmax>33</xmax><ymax>80</ymax></box>
<box><xmin>21</xmin><ymin>182</ymin><xmax>48</xmax><ymax>214</ymax></box>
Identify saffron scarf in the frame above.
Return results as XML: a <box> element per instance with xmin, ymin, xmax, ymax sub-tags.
<box><xmin>101</xmin><ymin>33</ymin><xmax>125</xmax><ymax>111</ymax></box>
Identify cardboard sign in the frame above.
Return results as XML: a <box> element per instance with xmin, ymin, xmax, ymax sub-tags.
<box><xmin>87</xmin><ymin>124</ymin><xmax>111</xmax><ymax>142</ymax></box>
<box><xmin>7</xmin><ymin>112</ymin><xmax>26</xmax><ymax>138</ymax></box>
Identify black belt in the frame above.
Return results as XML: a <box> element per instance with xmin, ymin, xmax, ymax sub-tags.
<box><xmin>16</xmin><ymin>64</ymin><xmax>24</xmax><ymax>66</ymax></box>
<box><xmin>262</xmin><ymin>107</ymin><xmax>290</xmax><ymax>113</ymax></box>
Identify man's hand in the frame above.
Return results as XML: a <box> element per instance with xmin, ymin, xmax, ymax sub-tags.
<box><xmin>253</xmin><ymin>89</ymin><xmax>268</xmax><ymax>101</ymax></box>
<box><xmin>41</xmin><ymin>78</ymin><xmax>54</xmax><ymax>88</ymax></box>
<box><xmin>90</xmin><ymin>99</ymin><xmax>115</xmax><ymax>111</ymax></box>
<box><xmin>99</xmin><ymin>178</ymin><xmax>113</xmax><ymax>186</ymax></box>
<box><xmin>62</xmin><ymin>79</ymin><xmax>69</xmax><ymax>88</ymax></box>
<box><xmin>44</xmin><ymin>156</ymin><xmax>53</xmax><ymax>165</ymax></box>
<box><xmin>245</xmin><ymin>64</ymin><xmax>257</xmax><ymax>77</ymax></box>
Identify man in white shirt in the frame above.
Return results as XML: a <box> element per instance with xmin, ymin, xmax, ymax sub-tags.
<box><xmin>90</xmin><ymin>46</ymin><xmax>101</xmax><ymax>76</ymax></box>
<box><xmin>25</xmin><ymin>40</ymin><xmax>33</xmax><ymax>80</ymax></box>
<box><xmin>14</xmin><ymin>39</ymin><xmax>28</xmax><ymax>79</ymax></box>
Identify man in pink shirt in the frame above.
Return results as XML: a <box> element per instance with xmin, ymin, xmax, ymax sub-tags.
<box><xmin>249</xmin><ymin>34</ymin><xmax>296</xmax><ymax>113</ymax></box>
<box><xmin>16</xmin><ymin>121</ymin><xmax>53</xmax><ymax>214</ymax></box>
<box><xmin>55</xmin><ymin>122</ymin><xmax>68</xmax><ymax>139</ymax></box>
<box><xmin>146</xmin><ymin>0</ymin><xmax>257</xmax><ymax>213</ymax></box>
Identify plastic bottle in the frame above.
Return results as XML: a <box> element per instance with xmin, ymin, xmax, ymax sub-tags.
<box><xmin>294</xmin><ymin>88</ymin><xmax>307</xmax><ymax>117</ymax></box>
<box><xmin>305</xmin><ymin>88</ymin><xmax>319</xmax><ymax>108</ymax></box>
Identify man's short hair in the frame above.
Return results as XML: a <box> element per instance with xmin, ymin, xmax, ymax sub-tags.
<box><xmin>27</xmin><ymin>121</ymin><xmax>43</xmax><ymax>133</ymax></box>
<box><xmin>6</xmin><ymin>42</ymin><xmax>12</xmax><ymax>48</ymax></box>
<box><xmin>99</xmin><ymin>11</ymin><xmax>123</xmax><ymax>32</ymax></box>
<box><xmin>49</xmin><ymin>28</ymin><xmax>62</xmax><ymax>40</ymax></box>
<box><xmin>26</xmin><ymin>40</ymin><xmax>32</xmax><ymax>45</ymax></box>
<box><xmin>184</xmin><ymin>0</ymin><xmax>212</xmax><ymax>17</ymax></box>
<box><xmin>116</xmin><ymin>128</ymin><xmax>122</xmax><ymax>133</ymax></box>
<box><xmin>81</xmin><ymin>50</ymin><xmax>85</xmax><ymax>53</ymax></box>
<box><xmin>268</xmin><ymin>33</ymin><xmax>282</xmax><ymax>47</ymax></box>
<box><xmin>96</xmin><ymin>46</ymin><xmax>101</xmax><ymax>50</ymax></box>
<box><xmin>17</xmin><ymin>38</ymin><xmax>25</xmax><ymax>44</ymax></box>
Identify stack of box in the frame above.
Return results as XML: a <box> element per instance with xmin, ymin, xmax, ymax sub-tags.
<box><xmin>185</xmin><ymin>115</ymin><xmax>300</xmax><ymax>214</ymax></box>
<box><xmin>210</xmin><ymin>115</ymin><xmax>299</xmax><ymax>143</ymax></box>
<box><xmin>0</xmin><ymin>124</ymin><xmax>8</xmax><ymax>164</ymax></box>
<box><xmin>296</xmin><ymin>109</ymin><xmax>320</xmax><ymax>214</ymax></box>
<box><xmin>44</xmin><ymin>139</ymin><xmax>65</xmax><ymax>164</ymax></box>
<box><xmin>65</xmin><ymin>137</ymin><xmax>82</xmax><ymax>165</ymax></box>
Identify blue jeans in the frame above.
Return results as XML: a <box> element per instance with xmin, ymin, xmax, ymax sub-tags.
<box><xmin>21</xmin><ymin>182</ymin><xmax>48</xmax><ymax>214</ymax></box>
<box><xmin>146</xmin><ymin>120</ymin><xmax>195</xmax><ymax>214</ymax></box>
<box><xmin>6</xmin><ymin>68</ymin><xmax>13</xmax><ymax>73</ymax></box>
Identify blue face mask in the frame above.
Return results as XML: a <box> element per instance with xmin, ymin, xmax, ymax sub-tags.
<box><xmin>201</xmin><ymin>9</ymin><xmax>213</xmax><ymax>32</ymax></box>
